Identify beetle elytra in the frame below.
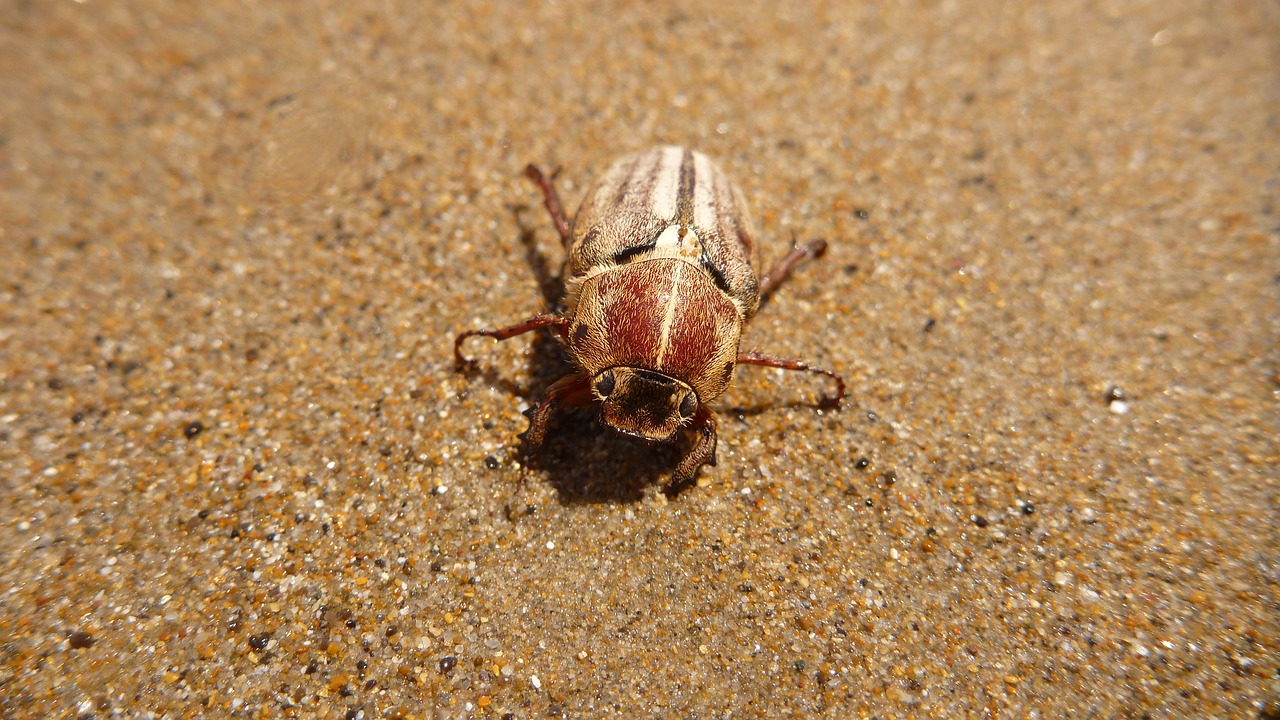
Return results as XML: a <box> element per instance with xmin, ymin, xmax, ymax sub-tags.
<box><xmin>455</xmin><ymin>146</ymin><xmax>844</xmax><ymax>488</ymax></box>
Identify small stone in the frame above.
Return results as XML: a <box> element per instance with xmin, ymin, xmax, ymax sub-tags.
<box><xmin>68</xmin><ymin>630</ymin><xmax>95</xmax><ymax>649</ymax></box>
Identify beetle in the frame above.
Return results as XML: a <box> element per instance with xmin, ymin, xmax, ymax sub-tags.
<box><xmin>455</xmin><ymin>146</ymin><xmax>845</xmax><ymax>487</ymax></box>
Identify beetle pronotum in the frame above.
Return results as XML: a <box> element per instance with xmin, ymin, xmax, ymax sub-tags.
<box><xmin>455</xmin><ymin>146</ymin><xmax>845</xmax><ymax>487</ymax></box>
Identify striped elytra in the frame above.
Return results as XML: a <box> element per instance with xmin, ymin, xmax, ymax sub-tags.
<box><xmin>455</xmin><ymin>146</ymin><xmax>845</xmax><ymax>491</ymax></box>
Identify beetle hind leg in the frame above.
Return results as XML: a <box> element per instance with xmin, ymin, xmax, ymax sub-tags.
<box><xmin>525</xmin><ymin>164</ymin><xmax>572</xmax><ymax>249</ymax></box>
<box><xmin>759</xmin><ymin>238</ymin><xmax>828</xmax><ymax>303</ymax></box>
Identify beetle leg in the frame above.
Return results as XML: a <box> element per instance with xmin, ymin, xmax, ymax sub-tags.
<box><xmin>454</xmin><ymin>314</ymin><xmax>568</xmax><ymax>368</ymax></box>
<box><xmin>758</xmin><ymin>238</ymin><xmax>828</xmax><ymax>302</ymax></box>
<box><xmin>525</xmin><ymin>164</ymin><xmax>572</xmax><ymax>249</ymax></box>
<box><xmin>737</xmin><ymin>350</ymin><xmax>846</xmax><ymax>409</ymax></box>
<box><xmin>517</xmin><ymin>372</ymin><xmax>594</xmax><ymax>447</ymax></box>
<box><xmin>670</xmin><ymin>406</ymin><xmax>718</xmax><ymax>488</ymax></box>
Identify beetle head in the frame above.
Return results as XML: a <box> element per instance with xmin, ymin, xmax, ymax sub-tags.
<box><xmin>592</xmin><ymin>367</ymin><xmax>699</xmax><ymax>442</ymax></box>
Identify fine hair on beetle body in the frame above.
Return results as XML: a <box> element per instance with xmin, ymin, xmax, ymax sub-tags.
<box><xmin>455</xmin><ymin>146</ymin><xmax>845</xmax><ymax>492</ymax></box>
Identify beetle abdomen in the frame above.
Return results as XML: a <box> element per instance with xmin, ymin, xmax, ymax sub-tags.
<box><xmin>567</xmin><ymin>258</ymin><xmax>741</xmax><ymax>401</ymax></box>
<box><xmin>568</xmin><ymin>147</ymin><xmax>762</xmax><ymax>321</ymax></box>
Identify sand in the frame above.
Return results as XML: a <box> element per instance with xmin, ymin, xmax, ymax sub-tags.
<box><xmin>1</xmin><ymin>1</ymin><xmax>1276</xmax><ymax>718</ymax></box>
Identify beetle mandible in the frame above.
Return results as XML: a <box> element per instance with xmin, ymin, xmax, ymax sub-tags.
<box><xmin>455</xmin><ymin>146</ymin><xmax>845</xmax><ymax>487</ymax></box>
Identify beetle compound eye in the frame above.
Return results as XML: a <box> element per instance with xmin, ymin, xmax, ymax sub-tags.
<box><xmin>678</xmin><ymin>392</ymin><xmax>698</xmax><ymax>419</ymax></box>
<box><xmin>595</xmin><ymin>371</ymin><xmax>616</xmax><ymax>398</ymax></box>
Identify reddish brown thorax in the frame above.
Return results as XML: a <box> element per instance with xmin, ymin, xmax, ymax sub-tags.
<box><xmin>560</xmin><ymin>257</ymin><xmax>743</xmax><ymax>441</ymax></box>
<box><xmin>567</xmin><ymin>259</ymin><xmax>742</xmax><ymax>405</ymax></box>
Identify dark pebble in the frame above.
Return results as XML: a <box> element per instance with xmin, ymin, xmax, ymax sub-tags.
<box><xmin>68</xmin><ymin>630</ymin><xmax>95</xmax><ymax>649</ymax></box>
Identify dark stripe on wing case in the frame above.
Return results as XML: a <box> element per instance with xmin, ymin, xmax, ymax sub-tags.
<box><xmin>700</xmin><ymin>252</ymin><xmax>733</xmax><ymax>295</ymax></box>
<box><xmin>611</xmin><ymin>152</ymin><xmax>642</xmax><ymax>208</ymax></box>
<box><xmin>675</xmin><ymin>149</ymin><xmax>696</xmax><ymax>236</ymax></box>
<box><xmin>613</xmin><ymin>242</ymin><xmax>657</xmax><ymax>264</ymax></box>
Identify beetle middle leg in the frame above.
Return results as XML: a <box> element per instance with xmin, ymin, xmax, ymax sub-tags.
<box><xmin>759</xmin><ymin>238</ymin><xmax>828</xmax><ymax>302</ymax></box>
<box><xmin>525</xmin><ymin>164</ymin><xmax>572</xmax><ymax>248</ymax></box>
<box><xmin>454</xmin><ymin>314</ymin><xmax>569</xmax><ymax>368</ymax></box>
<box><xmin>737</xmin><ymin>350</ymin><xmax>846</xmax><ymax>408</ymax></box>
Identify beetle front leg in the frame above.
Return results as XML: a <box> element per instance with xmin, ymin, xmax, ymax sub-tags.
<box><xmin>525</xmin><ymin>164</ymin><xmax>572</xmax><ymax>249</ymax></box>
<box><xmin>759</xmin><ymin>238</ymin><xmax>828</xmax><ymax>302</ymax></box>
<box><xmin>670</xmin><ymin>406</ymin><xmax>718</xmax><ymax>488</ymax></box>
<box><xmin>737</xmin><ymin>350</ymin><xmax>846</xmax><ymax>408</ymax></box>
<box><xmin>517</xmin><ymin>372</ymin><xmax>595</xmax><ymax>447</ymax></box>
<box><xmin>454</xmin><ymin>314</ymin><xmax>569</xmax><ymax>368</ymax></box>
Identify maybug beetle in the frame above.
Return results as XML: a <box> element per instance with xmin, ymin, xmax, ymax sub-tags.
<box><xmin>455</xmin><ymin>146</ymin><xmax>845</xmax><ymax>487</ymax></box>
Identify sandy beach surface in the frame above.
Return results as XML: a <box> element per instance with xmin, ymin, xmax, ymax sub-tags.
<box><xmin>2</xmin><ymin>2</ymin><xmax>1276</xmax><ymax>717</ymax></box>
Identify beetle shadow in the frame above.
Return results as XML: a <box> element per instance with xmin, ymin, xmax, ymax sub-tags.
<box><xmin>519</xmin><ymin>414</ymin><xmax>690</xmax><ymax>504</ymax></box>
<box><xmin>511</xmin><ymin>203</ymin><xmax>566</xmax><ymax>311</ymax></box>
<box><xmin>453</xmin><ymin>205</ymin><xmax>566</xmax><ymax>397</ymax></box>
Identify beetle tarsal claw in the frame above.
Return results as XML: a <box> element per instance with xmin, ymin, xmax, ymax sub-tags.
<box><xmin>516</xmin><ymin>406</ymin><xmax>537</xmax><ymax>441</ymax></box>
